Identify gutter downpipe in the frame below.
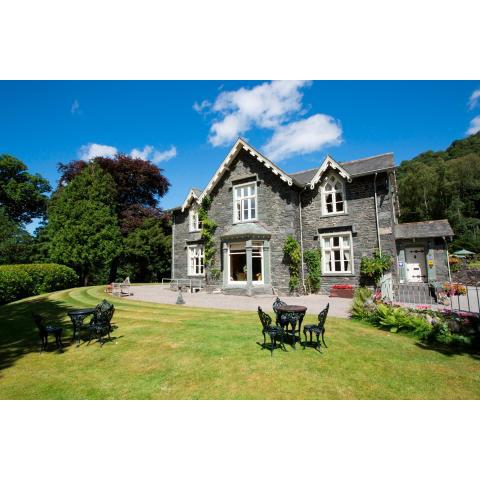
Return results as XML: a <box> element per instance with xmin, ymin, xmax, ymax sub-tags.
<box><xmin>299</xmin><ymin>187</ymin><xmax>307</xmax><ymax>294</ymax></box>
<box><xmin>374</xmin><ymin>172</ymin><xmax>382</xmax><ymax>254</ymax></box>
<box><xmin>444</xmin><ymin>236</ymin><xmax>452</xmax><ymax>283</ymax></box>
<box><xmin>171</xmin><ymin>213</ymin><xmax>175</xmax><ymax>279</ymax></box>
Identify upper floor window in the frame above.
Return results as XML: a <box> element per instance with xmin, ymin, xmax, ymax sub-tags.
<box><xmin>189</xmin><ymin>206</ymin><xmax>202</xmax><ymax>232</ymax></box>
<box><xmin>321</xmin><ymin>174</ymin><xmax>346</xmax><ymax>215</ymax></box>
<box><xmin>234</xmin><ymin>182</ymin><xmax>257</xmax><ymax>222</ymax></box>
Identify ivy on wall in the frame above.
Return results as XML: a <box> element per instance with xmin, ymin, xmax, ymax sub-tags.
<box><xmin>198</xmin><ymin>196</ymin><xmax>218</xmax><ymax>281</ymax></box>
<box><xmin>283</xmin><ymin>235</ymin><xmax>301</xmax><ymax>293</ymax></box>
<box><xmin>304</xmin><ymin>248</ymin><xmax>322</xmax><ymax>293</ymax></box>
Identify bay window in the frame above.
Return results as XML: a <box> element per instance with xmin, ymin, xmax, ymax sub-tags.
<box><xmin>321</xmin><ymin>232</ymin><xmax>353</xmax><ymax>274</ymax></box>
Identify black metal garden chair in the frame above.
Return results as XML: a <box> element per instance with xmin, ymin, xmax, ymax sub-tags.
<box><xmin>87</xmin><ymin>299</ymin><xmax>115</xmax><ymax>346</ymax></box>
<box><xmin>257</xmin><ymin>306</ymin><xmax>286</xmax><ymax>356</ymax></box>
<box><xmin>32</xmin><ymin>313</ymin><xmax>63</xmax><ymax>351</ymax></box>
<box><xmin>303</xmin><ymin>303</ymin><xmax>329</xmax><ymax>351</ymax></box>
<box><xmin>272</xmin><ymin>296</ymin><xmax>287</xmax><ymax>324</ymax></box>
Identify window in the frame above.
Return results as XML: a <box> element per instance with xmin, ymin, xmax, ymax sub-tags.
<box><xmin>188</xmin><ymin>245</ymin><xmax>204</xmax><ymax>276</ymax></box>
<box><xmin>228</xmin><ymin>241</ymin><xmax>263</xmax><ymax>283</ymax></box>
<box><xmin>234</xmin><ymin>182</ymin><xmax>257</xmax><ymax>222</ymax></box>
<box><xmin>321</xmin><ymin>174</ymin><xmax>345</xmax><ymax>215</ymax></box>
<box><xmin>321</xmin><ymin>233</ymin><xmax>353</xmax><ymax>274</ymax></box>
<box><xmin>189</xmin><ymin>207</ymin><xmax>202</xmax><ymax>232</ymax></box>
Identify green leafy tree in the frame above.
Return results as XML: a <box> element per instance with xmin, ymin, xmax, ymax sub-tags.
<box><xmin>0</xmin><ymin>154</ymin><xmax>50</xmax><ymax>223</ymax></box>
<box><xmin>122</xmin><ymin>217</ymin><xmax>172</xmax><ymax>282</ymax></box>
<box><xmin>46</xmin><ymin>164</ymin><xmax>122</xmax><ymax>285</ymax></box>
<box><xmin>360</xmin><ymin>252</ymin><xmax>392</xmax><ymax>286</ymax></box>
<box><xmin>0</xmin><ymin>207</ymin><xmax>34</xmax><ymax>264</ymax></box>
<box><xmin>397</xmin><ymin>132</ymin><xmax>480</xmax><ymax>252</ymax></box>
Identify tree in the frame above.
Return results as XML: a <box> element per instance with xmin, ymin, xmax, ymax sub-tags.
<box><xmin>0</xmin><ymin>207</ymin><xmax>34</xmax><ymax>264</ymax></box>
<box><xmin>0</xmin><ymin>154</ymin><xmax>51</xmax><ymax>224</ymax></box>
<box><xmin>46</xmin><ymin>164</ymin><xmax>122</xmax><ymax>285</ymax></box>
<box><xmin>121</xmin><ymin>217</ymin><xmax>172</xmax><ymax>282</ymax></box>
<box><xmin>397</xmin><ymin>132</ymin><xmax>480</xmax><ymax>252</ymax></box>
<box><xmin>58</xmin><ymin>154</ymin><xmax>170</xmax><ymax>234</ymax></box>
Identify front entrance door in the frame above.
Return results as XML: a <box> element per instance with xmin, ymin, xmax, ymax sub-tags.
<box><xmin>405</xmin><ymin>247</ymin><xmax>427</xmax><ymax>283</ymax></box>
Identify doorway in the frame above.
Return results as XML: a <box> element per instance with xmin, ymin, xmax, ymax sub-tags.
<box><xmin>405</xmin><ymin>247</ymin><xmax>427</xmax><ymax>283</ymax></box>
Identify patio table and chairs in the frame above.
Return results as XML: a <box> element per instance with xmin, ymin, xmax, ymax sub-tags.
<box><xmin>67</xmin><ymin>299</ymin><xmax>115</xmax><ymax>346</ymax></box>
<box><xmin>260</xmin><ymin>297</ymin><xmax>329</xmax><ymax>354</ymax></box>
<box><xmin>272</xmin><ymin>297</ymin><xmax>307</xmax><ymax>349</ymax></box>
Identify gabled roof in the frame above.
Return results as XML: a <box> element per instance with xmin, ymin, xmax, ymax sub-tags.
<box><xmin>289</xmin><ymin>152</ymin><xmax>395</xmax><ymax>186</ymax></box>
<box><xmin>181</xmin><ymin>187</ymin><xmax>202</xmax><ymax>212</ymax></box>
<box><xmin>304</xmin><ymin>155</ymin><xmax>352</xmax><ymax>190</ymax></box>
<box><xmin>394</xmin><ymin>220</ymin><xmax>454</xmax><ymax>239</ymax></box>
<box><xmin>198</xmin><ymin>138</ymin><xmax>301</xmax><ymax>203</ymax></box>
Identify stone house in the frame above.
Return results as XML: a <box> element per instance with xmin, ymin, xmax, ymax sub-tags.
<box><xmin>171</xmin><ymin>138</ymin><xmax>454</xmax><ymax>295</ymax></box>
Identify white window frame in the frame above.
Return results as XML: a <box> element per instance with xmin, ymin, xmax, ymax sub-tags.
<box><xmin>227</xmin><ymin>241</ymin><xmax>264</xmax><ymax>284</ymax></box>
<box><xmin>233</xmin><ymin>181</ymin><xmax>257</xmax><ymax>223</ymax></box>
<box><xmin>321</xmin><ymin>173</ymin><xmax>347</xmax><ymax>216</ymax></box>
<box><xmin>189</xmin><ymin>206</ymin><xmax>202</xmax><ymax>232</ymax></box>
<box><xmin>320</xmin><ymin>231</ymin><xmax>354</xmax><ymax>275</ymax></box>
<box><xmin>187</xmin><ymin>245</ymin><xmax>205</xmax><ymax>276</ymax></box>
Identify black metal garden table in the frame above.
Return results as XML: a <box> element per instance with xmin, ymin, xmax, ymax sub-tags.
<box><xmin>68</xmin><ymin>307</ymin><xmax>96</xmax><ymax>344</ymax></box>
<box><xmin>275</xmin><ymin>304</ymin><xmax>307</xmax><ymax>348</ymax></box>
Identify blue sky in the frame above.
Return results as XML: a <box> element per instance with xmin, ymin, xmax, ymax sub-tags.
<box><xmin>1</xmin><ymin>80</ymin><xmax>479</xmax><ymax>231</ymax></box>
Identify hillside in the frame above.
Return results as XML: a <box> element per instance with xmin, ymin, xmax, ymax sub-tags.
<box><xmin>396</xmin><ymin>132</ymin><xmax>480</xmax><ymax>252</ymax></box>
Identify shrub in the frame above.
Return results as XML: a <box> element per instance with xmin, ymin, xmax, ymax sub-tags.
<box><xmin>360</xmin><ymin>252</ymin><xmax>392</xmax><ymax>286</ymax></box>
<box><xmin>0</xmin><ymin>263</ymin><xmax>78</xmax><ymax>304</ymax></box>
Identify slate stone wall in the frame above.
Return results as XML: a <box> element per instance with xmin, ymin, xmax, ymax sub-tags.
<box><xmin>173</xmin><ymin>150</ymin><xmax>300</xmax><ymax>294</ymax></box>
<box><xmin>301</xmin><ymin>171</ymin><xmax>396</xmax><ymax>294</ymax></box>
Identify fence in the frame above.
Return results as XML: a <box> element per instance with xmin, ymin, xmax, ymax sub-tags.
<box><xmin>379</xmin><ymin>275</ymin><xmax>480</xmax><ymax>314</ymax></box>
<box><xmin>161</xmin><ymin>278</ymin><xmax>203</xmax><ymax>292</ymax></box>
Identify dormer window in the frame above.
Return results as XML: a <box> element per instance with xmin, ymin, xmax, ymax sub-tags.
<box><xmin>189</xmin><ymin>206</ymin><xmax>202</xmax><ymax>232</ymax></box>
<box><xmin>234</xmin><ymin>182</ymin><xmax>257</xmax><ymax>222</ymax></box>
<box><xmin>321</xmin><ymin>173</ymin><xmax>346</xmax><ymax>215</ymax></box>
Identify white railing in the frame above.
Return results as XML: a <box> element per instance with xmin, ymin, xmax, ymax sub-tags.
<box><xmin>380</xmin><ymin>278</ymin><xmax>480</xmax><ymax>314</ymax></box>
<box><xmin>161</xmin><ymin>278</ymin><xmax>203</xmax><ymax>292</ymax></box>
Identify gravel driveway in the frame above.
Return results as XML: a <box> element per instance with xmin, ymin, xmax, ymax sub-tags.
<box><xmin>126</xmin><ymin>285</ymin><xmax>352</xmax><ymax>318</ymax></box>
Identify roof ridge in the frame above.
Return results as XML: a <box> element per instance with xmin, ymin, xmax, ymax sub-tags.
<box><xmin>289</xmin><ymin>166</ymin><xmax>318</xmax><ymax>175</ymax></box>
<box><xmin>341</xmin><ymin>152</ymin><xmax>393</xmax><ymax>165</ymax></box>
<box><xmin>397</xmin><ymin>219</ymin><xmax>449</xmax><ymax>225</ymax></box>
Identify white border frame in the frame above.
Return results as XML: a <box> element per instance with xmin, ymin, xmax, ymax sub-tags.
<box><xmin>320</xmin><ymin>171</ymin><xmax>348</xmax><ymax>216</ymax></box>
<box><xmin>232</xmin><ymin>181</ymin><xmax>258</xmax><ymax>224</ymax></box>
<box><xmin>320</xmin><ymin>231</ymin><xmax>354</xmax><ymax>275</ymax></box>
<box><xmin>187</xmin><ymin>244</ymin><xmax>205</xmax><ymax>277</ymax></box>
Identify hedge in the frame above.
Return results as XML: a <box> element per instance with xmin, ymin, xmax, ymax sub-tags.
<box><xmin>0</xmin><ymin>264</ymin><xmax>79</xmax><ymax>305</ymax></box>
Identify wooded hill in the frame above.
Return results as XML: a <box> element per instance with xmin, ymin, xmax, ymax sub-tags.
<box><xmin>396</xmin><ymin>132</ymin><xmax>480</xmax><ymax>252</ymax></box>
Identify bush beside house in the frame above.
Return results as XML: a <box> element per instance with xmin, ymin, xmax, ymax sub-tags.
<box><xmin>0</xmin><ymin>263</ymin><xmax>78</xmax><ymax>304</ymax></box>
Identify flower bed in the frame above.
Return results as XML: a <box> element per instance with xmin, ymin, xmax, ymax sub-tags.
<box><xmin>350</xmin><ymin>287</ymin><xmax>480</xmax><ymax>349</ymax></box>
<box><xmin>330</xmin><ymin>284</ymin><xmax>355</xmax><ymax>298</ymax></box>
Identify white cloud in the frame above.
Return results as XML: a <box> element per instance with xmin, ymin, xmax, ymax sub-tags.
<box><xmin>263</xmin><ymin>114</ymin><xmax>343</xmax><ymax>161</ymax></box>
<box><xmin>71</xmin><ymin>99</ymin><xmax>80</xmax><ymax>114</ymax></box>
<box><xmin>468</xmin><ymin>89</ymin><xmax>480</xmax><ymax>110</ymax></box>
<box><xmin>194</xmin><ymin>80</ymin><xmax>343</xmax><ymax>160</ymax></box>
<box><xmin>152</xmin><ymin>146</ymin><xmax>177</xmax><ymax>163</ymax></box>
<box><xmin>198</xmin><ymin>80</ymin><xmax>310</xmax><ymax>146</ymax></box>
<box><xmin>79</xmin><ymin>143</ymin><xmax>118</xmax><ymax>160</ymax></box>
<box><xmin>193</xmin><ymin>99</ymin><xmax>211</xmax><ymax>113</ymax></box>
<box><xmin>130</xmin><ymin>145</ymin><xmax>154</xmax><ymax>160</ymax></box>
<box><xmin>130</xmin><ymin>145</ymin><xmax>177</xmax><ymax>163</ymax></box>
<box><xmin>466</xmin><ymin>116</ymin><xmax>480</xmax><ymax>135</ymax></box>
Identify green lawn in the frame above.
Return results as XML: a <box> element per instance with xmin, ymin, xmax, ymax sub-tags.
<box><xmin>0</xmin><ymin>286</ymin><xmax>479</xmax><ymax>399</ymax></box>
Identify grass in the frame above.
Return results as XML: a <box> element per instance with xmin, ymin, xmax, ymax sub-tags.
<box><xmin>0</xmin><ymin>286</ymin><xmax>479</xmax><ymax>399</ymax></box>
